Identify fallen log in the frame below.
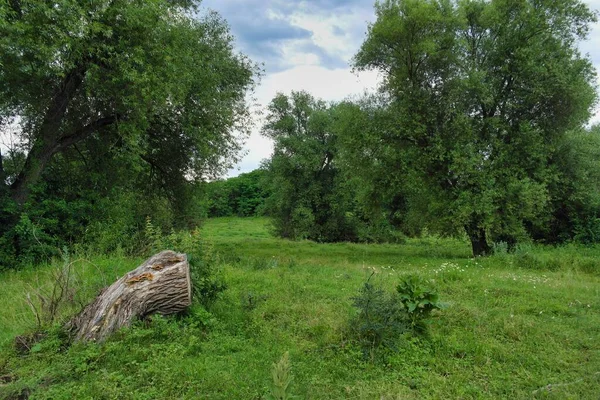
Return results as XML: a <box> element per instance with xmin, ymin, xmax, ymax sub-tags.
<box><xmin>68</xmin><ymin>250</ymin><xmax>192</xmax><ymax>342</ymax></box>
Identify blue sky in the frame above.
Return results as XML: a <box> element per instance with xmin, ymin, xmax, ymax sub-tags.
<box><xmin>200</xmin><ymin>0</ymin><xmax>600</xmax><ymax>177</ymax></box>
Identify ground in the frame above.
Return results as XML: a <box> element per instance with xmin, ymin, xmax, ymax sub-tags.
<box><xmin>0</xmin><ymin>217</ymin><xmax>599</xmax><ymax>399</ymax></box>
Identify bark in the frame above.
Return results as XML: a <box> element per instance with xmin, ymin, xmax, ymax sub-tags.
<box><xmin>67</xmin><ymin>250</ymin><xmax>192</xmax><ymax>343</ymax></box>
<box><xmin>465</xmin><ymin>220</ymin><xmax>491</xmax><ymax>257</ymax></box>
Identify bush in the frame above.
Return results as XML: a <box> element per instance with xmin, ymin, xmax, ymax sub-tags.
<box><xmin>350</xmin><ymin>278</ymin><xmax>409</xmax><ymax>357</ymax></box>
<box><xmin>396</xmin><ymin>275</ymin><xmax>443</xmax><ymax>332</ymax></box>
<box><xmin>349</xmin><ymin>273</ymin><xmax>442</xmax><ymax>358</ymax></box>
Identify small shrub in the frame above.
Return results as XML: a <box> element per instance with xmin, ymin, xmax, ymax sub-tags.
<box><xmin>349</xmin><ymin>273</ymin><xmax>443</xmax><ymax>358</ymax></box>
<box><xmin>396</xmin><ymin>275</ymin><xmax>443</xmax><ymax>332</ymax></box>
<box><xmin>492</xmin><ymin>241</ymin><xmax>509</xmax><ymax>256</ymax></box>
<box><xmin>577</xmin><ymin>259</ymin><xmax>599</xmax><ymax>275</ymax></box>
<box><xmin>514</xmin><ymin>252</ymin><xmax>545</xmax><ymax>270</ymax></box>
<box><xmin>349</xmin><ymin>275</ymin><xmax>410</xmax><ymax>356</ymax></box>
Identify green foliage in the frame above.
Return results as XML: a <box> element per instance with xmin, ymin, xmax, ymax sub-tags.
<box><xmin>541</xmin><ymin>126</ymin><xmax>600</xmax><ymax>244</ymax></box>
<box><xmin>396</xmin><ymin>274</ymin><xmax>443</xmax><ymax>330</ymax></box>
<box><xmin>262</xmin><ymin>91</ymin><xmax>358</xmax><ymax>242</ymax></box>
<box><xmin>352</xmin><ymin>0</ymin><xmax>598</xmax><ymax>254</ymax></box>
<box><xmin>349</xmin><ymin>275</ymin><xmax>410</xmax><ymax>356</ymax></box>
<box><xmin>267</xmin><ymin>351</ymin><xmax>296</xmax><ymax>400</ymax></box>
<box><xmin>204</xmin><ymin>169</ymin><xmax>269</xmax><ymax>217</ymax></box>
<box><xmin>349</xmin><ymin>273</ymin><xmax>442</xmax><ymax>358</ymax></box>
<box><xmin>0</xmin><ymin>0</ymin><xmax>259</xmax><ymax>267</ymax></box>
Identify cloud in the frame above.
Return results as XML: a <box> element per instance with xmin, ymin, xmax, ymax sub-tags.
<box><xmin>201</xmin><ymin>0</ymin><xmax>375</xmax><ymax>72</ymax></box>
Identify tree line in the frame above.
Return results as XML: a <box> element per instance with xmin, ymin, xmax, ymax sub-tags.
<box><xmin>260</xmin><ymin>0</ymin><xmax>600</xmax><ymax>255</ymax></box>
<box><xmin>1</xmin><ymin>0</ymin><xmax>599</xmax><ymax>267</ymax></box>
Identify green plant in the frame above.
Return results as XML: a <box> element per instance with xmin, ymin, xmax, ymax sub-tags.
<box><xmin>396</xmin><ymin>274</ymin><xmax>442</xmax><ymax>331</ymax></box>
<box><xmin>241</xmin><ymin>292</ymin><xmax>268</xmax><ymax>312</ymax></box>
<box><xmin>267</xmin><ymin>351</ymin><xmax>295</xmax><ymax>400</ymax></box>
<box><xmin>349</xmin><ymin>274</ymin><xmax>410</xmax><ymax>357</ymax></box>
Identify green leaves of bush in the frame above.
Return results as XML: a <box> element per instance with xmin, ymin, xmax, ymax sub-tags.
<box><xmin>396</xmin><ymin>275</ymin><xmax>442</xmax><ymax>328</ymax></box>
<box><xmin>349</xmin><ymin>273</ymin><xmax>442</xmax><ymax>358</ymax></box>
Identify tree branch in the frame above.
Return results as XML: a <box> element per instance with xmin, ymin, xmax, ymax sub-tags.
<box><xmin>55</xmin><ymin>115</ymin><xmax>119</xmax><ymax>153</ymax></box>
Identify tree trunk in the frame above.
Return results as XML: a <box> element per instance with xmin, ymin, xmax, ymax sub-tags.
<box><xmin>67</xmin><ymin>250</ymin><xmax>192</xmax><ymax>343</ymax></box>
<box><xmin>9</xmin><ymin>65</ymin><xmax>86</xmax><ymax>205</ymax></box>
<box><xmin>0</xmin><ymin>149</ymin><xmax>5</xmax><ymax>190</ymax></box>
<box><xmin>465</xmin><ymin>220</ymin><xmax>490</xmax><ymax>257</ymax></box>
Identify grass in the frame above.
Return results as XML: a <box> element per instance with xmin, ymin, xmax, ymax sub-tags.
<box><xmin>1</xmin><ymin>217</ymin><xmax>599</xmax><ymax>399</ymax></box>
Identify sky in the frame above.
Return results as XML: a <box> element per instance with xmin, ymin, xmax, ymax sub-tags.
<box><xmin>198</xmin><ymin>0</ymin><xmax>600</xmax><ymax>177</ymax></box>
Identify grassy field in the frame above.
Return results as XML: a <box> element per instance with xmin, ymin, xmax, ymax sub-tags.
<box><xmin>1</xmin><ymin>217</ymin><xmax>599</xmax><ymax>399</ymax></box>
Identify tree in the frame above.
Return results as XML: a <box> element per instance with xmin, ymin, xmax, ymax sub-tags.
<box><xmin>204</xmin><ymin>169</ymin><xmax>268</xmax><ymax>218</ymax></box>
<box><xmin>540</xmin><ymin>125</ymin><xmax>600</xmax><ymax>244</ymax></box>
<box><xmin>262</xmin><ymin>92</ymin><xmax>357</xmax><ymax>242</ymax></box>
<box><xmin>0</xmin><ymin>0</ymin><xmax>258</xmax><ymax>265</ymax></box>
<box><xmin>354</xmin><ymin>0</ymin><xmax>597</xmax><ymax>255</ymax></box>
<box><xmin>0</xmin><ymin>0</ymin><xmax>257</xmax><ymax>206</ymax></box>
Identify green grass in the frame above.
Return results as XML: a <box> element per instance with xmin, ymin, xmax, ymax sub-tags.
<box><xmin>1</xmin><ymin>217</ymin><xmax>599</xmax><ymax>399</ymax></box>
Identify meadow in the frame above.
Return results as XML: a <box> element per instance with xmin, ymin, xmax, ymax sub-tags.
<box><xmin>1</xmin><ymin>217</ymin><xmax>599</xmax><ymax>399</ymax></box>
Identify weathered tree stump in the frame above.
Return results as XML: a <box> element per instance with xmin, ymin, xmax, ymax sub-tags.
<box><xmin>68</xmin><ymin>250</ymin><xmax>192</xmax><ymax>342</ymax></box>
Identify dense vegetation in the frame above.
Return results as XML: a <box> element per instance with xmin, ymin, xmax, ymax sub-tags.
<box><xmin>203</xmin><ymin>169</ymin><xmax>269</xmax><ymax>218</ymax></box>
<box><xmin>1</xmin><ymin>0</ymin><xmax>600</xmax><ymax>398</ymax></box>
<box><xmin>0</xmin><ymin>0</ymin><xmax>258</xmax><ymax>267</ymax></box>
<box><xmin>261</xmin><ymin>0</ymin><xmax>600</xmax><ymax>255</ymax></box>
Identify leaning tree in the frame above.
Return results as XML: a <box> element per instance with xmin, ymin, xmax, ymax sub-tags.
<box><xmin>0</xmin><ymin>0</ymin><xmax>258</xmax><ymax>205</ymax></box>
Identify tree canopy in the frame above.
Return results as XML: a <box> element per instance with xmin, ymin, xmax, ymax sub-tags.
<box><xmin>0</xmin><ymin>0</ymin><xmax>257</xmax><ymax>203</ymax></box>
<box><xmin>353</xmin><ymin>0</ymin><xmax>597</xmax><ymax>255</ymax></box>
<box><xmin>0</xmin><ymin>0</ymin><xmax>258</xmax><ymax>266</ymax></box>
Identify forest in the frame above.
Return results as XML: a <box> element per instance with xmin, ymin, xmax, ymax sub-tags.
<box><xmin>1</xmin><ymin>0</ymin><xmax>599</xmax><ymax>398</ymax></box>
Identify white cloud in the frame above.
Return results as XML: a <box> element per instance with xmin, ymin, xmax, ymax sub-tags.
<box><xmin>257</xmin><ymin>65</ymin><xmax>380</xmax><ymax>103</ymax></box>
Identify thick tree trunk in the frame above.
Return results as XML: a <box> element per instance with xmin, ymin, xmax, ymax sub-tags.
<box><xmin>465</xmin><ymin>220</ymin><xmax>490</xmax><ymax>257</ymax></box>
<box><xmin>67</xmin><ymin>251</ymin><xmax>192</xmax><ymax>343</ymax></box>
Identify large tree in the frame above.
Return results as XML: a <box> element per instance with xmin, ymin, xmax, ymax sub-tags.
<box><xmin>354</xmin><ymin>0</ymin><xmax>597</xmax><ymax>255</ymax></box>
<box><xmin>262</xmin><ymin>91</ymin><xmax>357</xmax><ymax>242</ymax></box>
<box><xmin>0</xmin><ymin>0</ymin><xmax>257</xmax><ymax>205</ymax></box>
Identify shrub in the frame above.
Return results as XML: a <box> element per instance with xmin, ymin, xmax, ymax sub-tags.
<box><xmin>396</xmin><ymin>275</ymin><xmax>443</xmax><ymax>332</ymax></box>
<box><xmin>349</xmin><ymin>275</ymin><xmax>410</xmax><ymax>356</ymax></box>
<box><xmin>349</xmin><ymin>273</ymin><xmax>443</xmax><ymax>358</ymax></box>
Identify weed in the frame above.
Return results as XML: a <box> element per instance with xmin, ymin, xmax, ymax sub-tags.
<box><xmin>241</xmin><ymin>292</ymin><xmax>269</xmax><ymax>312</ymax></box>
<box><xmin>396</xmin><ymin>274</ymin><xmax>443</xmax><ymax>332</ymax></box>
<box><xmin>267</xmin><ymin>351</ymin><xmax>295</xmax><ymax>400</ymax></box>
